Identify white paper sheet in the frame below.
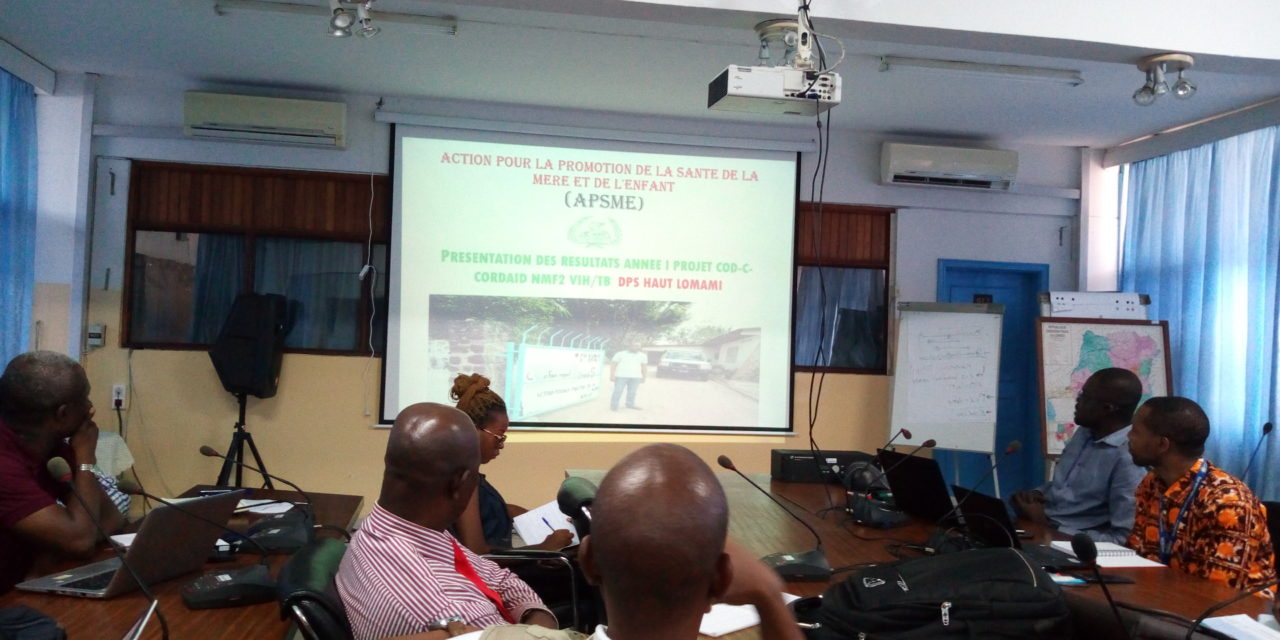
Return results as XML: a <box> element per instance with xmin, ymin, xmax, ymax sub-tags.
<box><xmin>698</xmin><ymin>593</ymin><xmax>801</xmax><ymax>637</ymax></box>
<box><xmin>1202</xmin><ymin>614</ymin><xmax>1280</xmax><ymax>639</ymax></box>
<box><xmin>511</xmin><ymin>501</ymin><xmax>577</xmax><ymax>547</ymax></box>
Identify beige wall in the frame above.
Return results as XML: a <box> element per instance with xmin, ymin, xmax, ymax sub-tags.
<box><xmin>31</xmin><ymin>282</ymin><xmax>70</xmax><ymax>353</ymax></box>
<box><xmin>82</xmin><ymin>289</ymin><xmax>890</xmax><ymax>514</ymax></box>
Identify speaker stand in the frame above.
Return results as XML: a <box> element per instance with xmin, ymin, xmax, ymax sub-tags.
<box><xmin>215</xmin><ymin>393</ymin><xmax>274</xmax><ymax>489</ymax></box>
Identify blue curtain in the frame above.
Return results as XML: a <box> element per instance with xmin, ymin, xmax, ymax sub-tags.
<box><xmin>793</xmin><ymin>266</ymin><xmax>886</xmax><ymax>368</ymax></box>
<box><xmin>1120</xmin><ymin>125</ymin><xmax>1280</xmax><ymax>501</ymax></box>
<box><xmin>0</xmin><ymin>68</ymin><xmax>37</xmax><ymax>365</ymax></box>
<box><xmin>188</xmin><ymin>234</ymin><xmax>245</xmax><ymax>343</ymax></box>
<box><xmin>254</xmin><ymin>238</ymin><xmax>362</xmax><ymax>350</ymax></box>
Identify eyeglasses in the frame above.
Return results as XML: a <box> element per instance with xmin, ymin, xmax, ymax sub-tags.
<box><xmin>480</xmin><ymin>427</ymin><xmax>507</xmax><ymax>444</ymax></box>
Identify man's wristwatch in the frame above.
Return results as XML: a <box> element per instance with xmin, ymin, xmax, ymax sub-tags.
<box><xmin>426</xmin><ymin>616</ymin><xmax>464</xmax><ymax>633</ymax></box>
<box><xmin>78</xmin><ymin>463</ymin><xmax>99</xmax><ymax>474</ymax></box>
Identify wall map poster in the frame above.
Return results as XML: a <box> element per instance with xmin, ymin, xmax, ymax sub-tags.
<box><xmin>1036</xmin><ymin>318</ymin><xmax>1172</xmax><ymax>456</ymax></box>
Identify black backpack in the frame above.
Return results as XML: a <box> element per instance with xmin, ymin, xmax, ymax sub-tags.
<box><xmin>810</xmin><ymin>547</ymin><xmax>1071</xmax><ymax>639</ymax></box>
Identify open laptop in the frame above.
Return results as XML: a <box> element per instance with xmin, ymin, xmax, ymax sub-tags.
<box><xmin>17</xmin><ymin>489</ymin><xmax>245</xmax><ymax>598</ymax></box>
<box><xmin>950</xmin><ymin>485</ymin><xmax>1083</xmax><ymax>571</ymax></box>
<box><xmin>877</xmin><ymin>448</ymin><xmax>957</xmax><ymax>523</ymax></box>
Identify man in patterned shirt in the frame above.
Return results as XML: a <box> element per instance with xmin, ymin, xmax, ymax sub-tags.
<box><xmin>336</xmin><ymin>403</ymin><xmax>555</xmax><ymax>640</ymax></box>
<box><xmin>1126</xmin><ymin>396</ymin><xmax>1276</xmax><ymax>593</ymax></box>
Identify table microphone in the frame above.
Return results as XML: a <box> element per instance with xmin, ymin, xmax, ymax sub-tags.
<box><xmin>717</xmin><ymin>455</ymin><xmax>831</xmax><ymax>581</ymax></box>
<box><xmin>116</xmin><ymin>480</ymin><xmax>278</xmax><ymax>609</ymax></box>
<box><xmin>1071</xmin><ymin>533</ymin><xmax>1130</xmax><ymax>640</ymax></box>
<box><xmin>199</xmin><ymin>446</ymin><xmax>316</xmax><ymax>552</ymax></box>
<box><xmin>557</xmin><ymin>477</ymin><xmax>597</xmax><ymax>538</ymax></box>
<box><xmin>48</xmin><ymin>458</ymin><xmax>171</xmax><ymax>640</ymax></box>
<box><xmin>1241</xmin><ymin>421</ymin><xmax>1273</xmax><ymax>482</ymax></box>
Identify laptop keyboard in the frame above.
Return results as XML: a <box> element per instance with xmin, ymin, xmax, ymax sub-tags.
<box><xmin>61</xmin><ymin>571</ymin><xmax>115</xmax><ymax>591</ymax></box>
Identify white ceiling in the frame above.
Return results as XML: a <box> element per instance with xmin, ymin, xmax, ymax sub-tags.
<box><xmin>4</xmin><ymin>0</ymin><xmax>1280</xmax><ymax>148</ymax></box>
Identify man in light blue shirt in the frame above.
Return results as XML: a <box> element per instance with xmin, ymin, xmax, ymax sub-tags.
<box><xmin>1011</xmin><ymin>368</ymin><xmax>1147</xmax><ymax>544</ymax></box>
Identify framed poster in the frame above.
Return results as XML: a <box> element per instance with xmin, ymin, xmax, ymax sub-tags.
<box><xmin>1036</xmin><ymin>317</ymin><xmax>1173</xmax><ymax>457</ymax></box>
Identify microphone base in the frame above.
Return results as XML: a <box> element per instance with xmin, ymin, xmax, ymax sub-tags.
<box><xmin>761</xmin><ymin>549</ymin><xmax>832</xmax><ymax>582</ymax></box>
<box><xmin>181</xmin><ymin>563</ymin><xmax>276</xmax><ymax>609</ymax></box>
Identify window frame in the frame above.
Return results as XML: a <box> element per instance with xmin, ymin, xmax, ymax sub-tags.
<box><xmin>120</xmin><ymin>161</ymin><xmax>391</xmax><ymax>356</ymax></box>
<box><xmin>791</xmin><ymin>202</ymin><xmax>894</xmax><ymax>375</ymax></box>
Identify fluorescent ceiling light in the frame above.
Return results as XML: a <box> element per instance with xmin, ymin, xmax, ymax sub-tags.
<box><xmin>215</xmin><ymin>0</ymin><xmax>457</xmax><ymax>36</ymax></box>
<box><xmin>880</xmin><ymin>55</ymin><xmax>1083</xmax><ymax>87</ymax></box>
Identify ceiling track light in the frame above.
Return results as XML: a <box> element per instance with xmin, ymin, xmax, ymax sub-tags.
<box><xmin>355</xmin><ymin>1</ymin><xmax>380</xmax><ymax>38</ymax></box>
<box><xmin>1133</xmin><ymin>53</ymin><xmax>1195</xmax><ymax>106</ymax></box>
<box><xmin>214</xmin><ymin>0</ymin><xmax>458</xmax><ymax>37</ymax></box>
<box><xmin>328</xmin><ymin>0</ymin><xmax>352</xmax><ymax>37</ymax></box>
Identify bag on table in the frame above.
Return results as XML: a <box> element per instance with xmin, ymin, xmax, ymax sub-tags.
<box><xmin>810</xmin><ymin>547</ymin><xmax>1071</xmax><ymax>639</ymax></box>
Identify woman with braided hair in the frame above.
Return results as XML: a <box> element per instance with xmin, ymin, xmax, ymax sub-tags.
<box><xmin>451</xmin><ymin>373</ymin><xmax>576</xmax><ymax>554</ymax></box>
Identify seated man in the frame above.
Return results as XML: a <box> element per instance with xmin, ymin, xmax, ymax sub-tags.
<box><xmin>443</xmin><ymin>444</ymin><xmax>803</xmax><ymax>640</ymax></box>
<box><xmin>1126</xmin><ymin>396</ymin><xmax>1277</xmax><ymax>591</ymax></box>
<box><xmin>337</xmin><ymin>403</ymin><xmax>555</xmax><ymax>640</ymax></box>
<box><xmin>0</xmin><ymin>351</ymin><xmax>126</xmax><ymax>592</ymax></box>
<box><xmin>1012</xmin><ymin>368</ymin><xmax>1147</xmax><ymax>543</ymax></box>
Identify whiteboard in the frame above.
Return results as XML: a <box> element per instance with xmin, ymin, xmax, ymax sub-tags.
<box><xmin>890</xmin><ymin>305</ymin><xmax>1003</xmax><ymax>453</ymax></box>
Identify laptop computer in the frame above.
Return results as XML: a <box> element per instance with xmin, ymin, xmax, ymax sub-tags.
<box><xmin>17</xmin><ymin>489</ymin><xmax>245</xmax><ymax>598</ymax></box>
<box><xmin>877</xmin><ymin>448</ymin><xmax>957</xmax><ymax>523</ymax></box>
<box><xmin>950</xmin><ymin>485</ymin><xmax>1083</xmax><ymax>571</ymax></box>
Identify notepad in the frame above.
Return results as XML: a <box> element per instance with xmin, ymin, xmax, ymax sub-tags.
<box><xmin>1202</xmin><ymin>614</ymin><xmax>1280</xmax><ymax>639</ymax></box>
<box><xmin>698</xmin><ymin>593</ymin><xmax>802</xmax><ymax>637</ymax></box>
<box><xmin>511</xmin><ymin>501</ymin><xmax>578</xmax><ymax>547</ymax></box>
<box><xmin>1049</xmin><ymin>541</ymin><xmax>1166</xmax><ymax>568</ymax></box>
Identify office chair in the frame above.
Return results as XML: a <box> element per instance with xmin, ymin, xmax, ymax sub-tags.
<box><xmin>483</xmin><ymin>549</ymin><xmax>600</xmax><ymax>632</ymax></box>
<box><xmin>276</xmin><ymin>537</ymin><xmax>353</xmax><ymax>640</ymax></box>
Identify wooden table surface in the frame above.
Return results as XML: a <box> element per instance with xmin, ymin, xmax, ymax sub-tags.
<box><xmin>570</xmin><ymin>469</ymin><xmax>1272</xmax><ymax>639</ymax></box>
<box><xmin>0</xmin><ymin>486</ymin><xmax>363</xmax><ymax>640</ymax></box>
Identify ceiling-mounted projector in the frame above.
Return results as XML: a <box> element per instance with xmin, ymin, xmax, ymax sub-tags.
<box><xmin>708</xmin><ymin>65</ymin><xmax>841</xmax><ymax>116</ymax></box>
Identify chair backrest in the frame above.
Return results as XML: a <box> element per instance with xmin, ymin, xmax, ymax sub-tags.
<box><xmin>276</xmin><ymin>537</ymin><xmax>352</xmax><ymax>640</ymax></box>
<box><xmin>1265</xmin><ymin>501</ymin><xmax>1280</xmax><ymax>560</ymax></box>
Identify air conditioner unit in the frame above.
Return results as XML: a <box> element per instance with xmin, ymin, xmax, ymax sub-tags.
<box><xmin>880</xmin><ymin>142</ymin><xmax>1017</xmax><ymax>190</ymax></box>
<box><xmin>183</xmin><ymin>92</ymin><xmax>346</xmax><ymax>148</ymax></box>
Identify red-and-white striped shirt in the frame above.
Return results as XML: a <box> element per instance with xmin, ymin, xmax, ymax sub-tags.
<box><xmin>336</xmin><ymin>503</ymin><xmax>552</xmax><ymax>640</ymax></box>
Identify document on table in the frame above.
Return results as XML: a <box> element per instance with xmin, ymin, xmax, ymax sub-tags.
<box><xmin>1202</xmin><ymin>614</ymin><xmax>1280</xmax><ymax>639</ymax></box>
<box><xmin>1048</xmin><ymin>541</ymin><xmax>1165</xmax><ymax>568</ymax></box>
<box><xmin>236</xmin><ymin>499</ymin><xmax>297</xmax><ymax>514</ymax></box>
<box><xmin>699</xmin><ymin>593</ymin><xmax>802</xmax><ymax>637</ymax></box>
<box><xmin>511</xmin><ymin>501</ymin><xmax>577</xmax><ymax>547</ymax></box>
<box><xmin>111</xmin><ymin>532</ymin><xmax>232</xmax><ymax>551</ymax></box>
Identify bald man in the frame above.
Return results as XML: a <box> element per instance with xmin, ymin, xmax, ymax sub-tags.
<box><xmin>1012</xmin><ymin>368</ymin><xmax>1147</xmax><ymax>543</ymax></box>
<box><xmin>336</xmin><ymin>403</ymin><xmax>555</xmax><ymax>640</ymax></box>
<box><xmin>578</xmin><ymin>444</ymin><xmax>803</xmax><ymax>640</ymax></box>
<box><xmin>0</xmin><ymin>351</ymin><xmax>125</xmax><ymax>593</ymax></box>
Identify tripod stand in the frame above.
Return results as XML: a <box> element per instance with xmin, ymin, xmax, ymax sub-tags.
<box><xmin>216</xmin><ymin>392</ymin><xmax>274</xmax><ymax>488</ymax></box>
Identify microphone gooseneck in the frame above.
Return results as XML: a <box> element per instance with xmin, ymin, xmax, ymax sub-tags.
<box><xmin>47</xmin><ymin>457</ymin><xmax>171</xmax><ymax>640</ymax></box>
<box><xmin>1184</xmin><ymin>580</ymin><xmax>1279</xmax><ymax>640</ymax></box>
<box><xmin>1071</xmin><ymin>533</ymin><xmax>1130</xmax><ymax>638</ymax></box>
<box><xmin>938</xmin><ymin>440</ymin><xmax>1021</xmax><ymax>525</ymax></box>
<box><xmin>716</xmin><ymin>455</ymin><xmax>823</xmax><ymax>551</ymax></box>
<box><xmin>1241</xmin><ymin>422</ymin><xmax>1274</xmax><ymax>482</ymax></box>
<box><xmin>199</xmin><ymin>446</ymin><xmax>314</xmax><ymax>512</ymax></box>
<box><xmin>716</xmin><ymin>454</ymin><xmax>831</xmax><ymax>581</ymax></box>
<box><xmin>867</xmin><ymin>439</ymin><xmax>937</xmax><ymax>493</ymax></box>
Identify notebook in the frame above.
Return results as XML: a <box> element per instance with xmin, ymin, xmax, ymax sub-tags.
<box><xmin>16</xmin><ymin>490</ymin><xmax>245</xmax><ymax>599</ymax></box>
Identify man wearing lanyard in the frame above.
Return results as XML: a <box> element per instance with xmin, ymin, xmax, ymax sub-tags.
<box><xmin>1126</xmin><ymin>396</ymin><xmax>1276</xmax><ymax>593</ymax></box>
<box><xmin>1011</xmin><ymin>368</ymin><xmax>1147</xmax><ymax>543</ymax></box>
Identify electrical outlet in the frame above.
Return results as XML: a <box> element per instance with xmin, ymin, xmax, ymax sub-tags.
<box><xmin>112</xmin><ymin>384</ymin><xmax>127</xmax><ymax>410</ymax></box>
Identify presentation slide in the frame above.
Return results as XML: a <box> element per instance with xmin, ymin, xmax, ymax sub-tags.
<box><xmin>382</xmin><ymin>126</ymin><xmax>797</xmax><ymax>433</ymax></box>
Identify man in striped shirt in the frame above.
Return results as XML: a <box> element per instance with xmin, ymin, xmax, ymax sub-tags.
<box><xmin>336</xmin><ymin>403</ymin><xmax>556</xmax><ymax>640</ymax></box>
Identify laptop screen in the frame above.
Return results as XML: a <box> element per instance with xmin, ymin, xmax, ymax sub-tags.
<box><xmin>950</xmin><ymin>485</ymin><xmax>1020</xmax><ymax>549</ymax></box>
<box><xmin>876</xmin><ymin>448</ymin><xmax>956</xmax><ymax>522</ymax></box>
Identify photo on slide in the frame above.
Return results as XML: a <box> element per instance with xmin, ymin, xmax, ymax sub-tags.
<box><xmin>427</xmin><ymin>294</ymin><xmax>762</xmax><ymax>429</ymax></box>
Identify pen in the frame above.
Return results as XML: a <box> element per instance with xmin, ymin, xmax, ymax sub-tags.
<box><xmin>542</xmin><ymin>517</ymin><xmax>554</xmax><ymax>531</ymax></box>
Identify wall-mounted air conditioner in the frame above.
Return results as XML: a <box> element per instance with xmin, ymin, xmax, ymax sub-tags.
<box><xmin>881</xmin><ymin>142</ymin><xmax>1017</xmax><ymax>190</ymax></box>
<box><xmin>183</xmin><ymin>92</ymin><xmax>347</xmax><ymax>148</ymax></box>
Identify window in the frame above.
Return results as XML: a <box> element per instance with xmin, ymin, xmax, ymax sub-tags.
<box><xmin>792</xmin><ymin>203</ymin><xmax>892</xmax><ymax>373</ymax></box>
<box><xmin>123</xmin><ymin>162</ymin><xmax>390</xmax><ymax>354</ymax></box>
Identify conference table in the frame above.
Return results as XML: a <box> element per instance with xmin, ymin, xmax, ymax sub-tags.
<box><xmin>570</xmin><ymin>469</ymin><xmax>1272</xmax><ymax>640</ymax></box>
<box><xmin>3</xmin><ymin>474</ymin><xmax>1270</xmax><ymax>639</ymax></box>
<box><xmin>0</xmin><ymin>485</ymin><xmax>362</xmax><ymax>640</ymax></box>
